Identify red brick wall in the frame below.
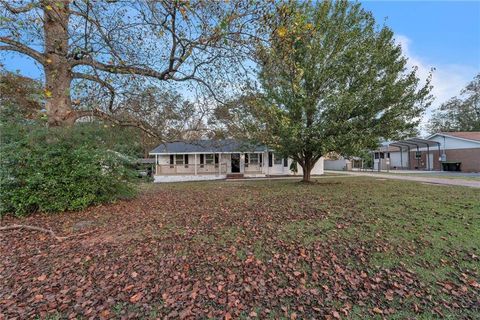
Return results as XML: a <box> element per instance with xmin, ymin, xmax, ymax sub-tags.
<box><xmin>406</xmin><ymin>148</ymin><xmax>480</xmax><ymax>172</ymax></box>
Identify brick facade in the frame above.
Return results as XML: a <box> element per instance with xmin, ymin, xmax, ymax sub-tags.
<box><xmin>406</xmin><ymin>148</ymin><xmax>480</xmax><ymax>172</ymax></box>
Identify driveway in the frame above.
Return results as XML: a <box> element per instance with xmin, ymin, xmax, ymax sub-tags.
<box><xmin>327</xmin><ymin>170</ymin><xmax>480</xmax><ymax>188</ymax></box>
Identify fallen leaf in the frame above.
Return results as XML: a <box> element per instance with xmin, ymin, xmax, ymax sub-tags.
<box><xmin>37</xmin><ymin>274</ymin><xmax>47</xmax><ymax>281</ymax></box>
<box><xmin>372</xmin><ymin>307</ymin><xmax>383</xmax><ymax>314</ymax></box>
<box><xmin>129</xmin><ymin>292</ymin><xmax>143</xmax><ymax>303</ymax></box>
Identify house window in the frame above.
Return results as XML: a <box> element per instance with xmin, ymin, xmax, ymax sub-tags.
<box><xmin>215</xmin><ymin>154</ymin><xmax>219</xmax><ymax>168</ymax></box>
<box><xmin>259</xmin><ymin>153</ymin><xmax>263</xmax><ymax>165</ymax></box>
<box><xmin>268</xmin><ymin>152</ymin><xmax>273</xmax><ymax>167</ymax></box>
<box><xmin>175</xmin><ymin>154</ymin><xmax>184</xmax><ymax>165</ymax></box>
<box><xmin>205</xmin><ymin>154</ymin><xmax>214</xmax><ymax>164</ymax></box>
<box><xmin>283</xmin><ymin>157</ymin><xmax>288</xmax><ymax>167</ymax></box>
<box><xmin>169</xmin><ymin>155</ymin><xmax>174</xmax><ymax>167</ymax></box>
<box><xmin>274</xmin><ymin>153</ymin><xmax>282</xmax><ymax>165</ymax></box>
<box><xmin>245</xmin><ymin>153</ymin><xmax>249</xmax><ymax>167</ymax></box>
<box><xmin>200</xmin><ymin>154</ymin><xmax>204</xmax><ymax>166</ymax></box>
<box><xmin>374</xmin><ymin>152</ymin><xmax>379</xmax><ymax>159</ymax></box>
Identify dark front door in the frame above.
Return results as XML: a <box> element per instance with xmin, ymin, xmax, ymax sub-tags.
<box><xmin>231</xmin><ymin>153</ymin><xmax>240</xmax><ymax>173</ymax></box>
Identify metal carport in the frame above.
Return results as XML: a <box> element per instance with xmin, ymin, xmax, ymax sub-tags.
<box><xmin>388</xmin><ymin>138</ymin><xmax>441</xmax><ymax>171</ymax></box>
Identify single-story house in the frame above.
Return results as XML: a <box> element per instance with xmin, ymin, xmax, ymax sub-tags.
<box><xmin>373</xmin><ymin>132</ymin><xmax>480</xmax><ymax>172</ymax></box>
<box><xmin>149</xmin><ymin>139</ymin><xmax>324</xmax><ymax>182</ymax></box>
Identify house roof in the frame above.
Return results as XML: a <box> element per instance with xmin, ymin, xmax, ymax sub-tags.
<box><xmin>436</xmin><ymin>132</ymin><xmax>480</xmax><ymax>142</ymax></box>
<box><xmin>149</xmin><ymin>139</ymin><xmax>267</xmax><ymax>154</ymax></box>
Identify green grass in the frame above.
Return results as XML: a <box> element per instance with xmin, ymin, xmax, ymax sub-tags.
<box><xmin>10</xmin><ymin>176</ymin><xmax>479</xmax><ymax>319</ymax></box>
<box><xmin>371</xmin><ymin>171</ymin><xmax>480</xmax><ymax>181</ymax></box>
<box><xmin>157</xmin><ymin>177</ymin><xmax>479</xmax><ymax>317</ymax></box>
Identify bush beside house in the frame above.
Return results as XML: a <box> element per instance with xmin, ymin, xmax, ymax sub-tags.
<box><xmin>0</xmin><ymin>124</ymin><xmax>137</xmax><ymax>216</ymax></box>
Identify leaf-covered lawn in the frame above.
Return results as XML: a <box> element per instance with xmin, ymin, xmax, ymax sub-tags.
<box><xmin>1</xmin><ymin>177</ymin><xmax>479</xmax><ymax>319</ymax></box>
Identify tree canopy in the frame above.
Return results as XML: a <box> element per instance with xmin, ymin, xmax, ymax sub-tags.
<box><xmin>216</xmin><ymin>1</ymin><xmax>432</xmax><ymax>181</ymax></box>
<box><xmin>0</xmin><ymin>0</ymin><xmax>266</xmax><ymax>138</ymax></box>
<box><xmin>427</xmin><ymin>73</ymin><xmax>480</xmax><ymax>133</ymax></box>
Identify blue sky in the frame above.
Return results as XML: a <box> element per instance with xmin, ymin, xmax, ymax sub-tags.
<box><xmin>1</xmin><ymin>1</ymin><xmax>479</xmax><ymax>126</ymax></box>
<box><xmin>363</xmin><ymin>0</ymin><xmax>480</xmax><ymax>128</ymax></box>
<box><xmin>363</xmin><ymin>0</ymin><xmax>480</xmax><ymax>67</ymax></box>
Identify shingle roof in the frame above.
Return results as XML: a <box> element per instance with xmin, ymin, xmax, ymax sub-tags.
<box><xmin>439</xmin><ymin>132</ymin><xmax>480</xmax><ymax>142</ymax></box>
<box><xmin>149</xmin><ymin>139</ymin><xmax>267</xmax><ymax>154</ymax></box>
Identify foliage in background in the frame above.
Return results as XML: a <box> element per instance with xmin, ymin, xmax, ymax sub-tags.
<box><xmin>0</xmin><ymin>69</ymin><xmax>43</xmax><ymax>123</ymax></box>
<box><xmin>0</xmin><ymin>123</ymin><xmax>137</xmax><ymax>216</ymax></box>
<box><xmin>427</xmin><ymin>73</ymin><xmax>480</xmax><ymax>133</ymax></box>
<box><xmin>217</xmin><ymin>1</ymin><xmax>432</xmax><ymax>182</ymax></box>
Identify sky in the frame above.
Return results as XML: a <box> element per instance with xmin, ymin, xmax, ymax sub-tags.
<box><xmin>362</xmin><ymin>0</ymin><xmax>480</xmax><ymax>129</ymax></box>
<box><xmin>1</xmin><ymin>1</ymin><xmax>479</xmax><ymax>128</ymax></box>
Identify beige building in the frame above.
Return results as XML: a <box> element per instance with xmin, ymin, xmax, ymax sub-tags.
<box><xmin>149</xmin><ymin>140</ymin><xmax>324</xmax><ymax>182</ymax></box>
<box><xmin>373</xmin><ymin>132</ymin><xmax>480</xmax><ymax>172</ymax></box>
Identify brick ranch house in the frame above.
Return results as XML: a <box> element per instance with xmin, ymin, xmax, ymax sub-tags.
<box><xmin>149</xmin><ymin>139</ymin><xmax>324</xmax><ymax>182</ymax></box>
<box><xmin>373</xmin><ymin>132</ymin><xmax>480</xmax><ymax>172</ymax></box>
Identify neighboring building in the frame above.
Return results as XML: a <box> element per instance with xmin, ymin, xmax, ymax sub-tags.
<box><xmin>324</xmin><ymin>155</ymin><xmax>364</xmax><ymax>171</ymax></box>
<box><xmin>373</xmin><ymin>132</ymin><xmax>480</xmax><ymax>172</ymax></box>
<box><xmin>149</xmin><ymin>139</ymin><xmax>324</xmax><ymax>182</ymax></box>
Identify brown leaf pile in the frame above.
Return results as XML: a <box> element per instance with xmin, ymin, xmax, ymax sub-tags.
<box><xmin>1</xmin><ymin>181</ymin><xmax>478</xmax><ymax>319</ymax></box>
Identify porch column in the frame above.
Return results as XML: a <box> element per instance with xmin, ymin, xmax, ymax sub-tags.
<box><xmin>218</xmin><ymin>153</ymin><xmax>221</xmax><ymax>175</ymax></box>
<box><xmin>194</xmin><ymin>154</ymin><xmax>197</xmax><ymax>175</ymax></box>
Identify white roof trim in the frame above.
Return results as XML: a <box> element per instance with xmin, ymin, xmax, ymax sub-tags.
<box><xmin>426</xmin><ymin>133</ymin><xmax>480</xmax><ymax>144</ymax></box>
<box><xmin>149</xmin><ymin>151</ymin><xmax>266</xmax><ymax>155</ymax></box>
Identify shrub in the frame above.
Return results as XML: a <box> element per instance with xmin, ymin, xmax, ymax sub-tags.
<box><xmin>0</xmin><ymin>123</ymin><xmax>137</xmax><ymax>216</ymax></box>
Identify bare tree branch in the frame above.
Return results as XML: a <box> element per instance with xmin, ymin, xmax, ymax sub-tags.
<box><xmin>0</xmin><ymin>0</ymin><xmax>38</xmax><ymax>14</ymax></box>
<box><xmin>0</xmin><ymin>37</ymin><xmax>45</xmax><ymax>64</ymax></box>
<box><xmin>72</xmin><ymin>72</ymin><xmax>115</xmax><ymax>112</ymax></box>
<box><xmin>0</xmin><ymin>224</ymin><xmax>94</xmax><ymax>241</ymax></box>
<box><xmin>74</xmin><ymin>108</ymin><xmax>160</xmax><ymax>139</ymax></box>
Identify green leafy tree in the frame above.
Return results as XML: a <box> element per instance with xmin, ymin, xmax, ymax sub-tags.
<box><xmin>221</xmin><ymin>1</ymin><xmax>432</xmax><ymax>182</ymax></box>
<box><xmin>427</xmin><ymin>74</ymin><xmax>480</xmax><ymax>133</ymax></box>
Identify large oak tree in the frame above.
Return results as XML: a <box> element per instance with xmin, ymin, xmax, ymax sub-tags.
<box><xmin>218</xmin><ymin>1</ymin><xmax>432</xmax><ymax>182</ymax></box>
<box><xmin>0</xmin><ymin>0</ymin><xmax>264</xmax><ymax>137</ymax></box>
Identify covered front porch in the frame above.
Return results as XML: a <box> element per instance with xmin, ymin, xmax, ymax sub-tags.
<box><xmin>154</xmin><ymin>152</ymin><xmax>265</xmax><ymax>178</ymax></box>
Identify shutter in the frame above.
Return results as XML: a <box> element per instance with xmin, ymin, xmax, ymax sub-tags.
<box><xmin>169</xmin><ymin>155</ymin><xmax>174</xmax><ymax>165</ymax></box>
<box><xmin>215</xmin><ymin>154</ymin><xmax>219</xmax><ymax>164</ymax></box>
<box><xmin>184</xmin><ymin>154</ymin><xmax>189</xmax><ymax>165</ymax></box>
<box><xmin>268</xmin><ymin>152</ymin><xmax>273</xmax><ymax>167</ymax></box>
<box><xmin>200</xmin><ymin>154</ymin><xmax>204</xmax><ymax>164</ymax></box>
<box><xmin>259</xmin><ymin>153</ymin><xmax>263</xmax><ymax>164</ymax></box>
<box><xmin>245</xmin><ymin>153</ymin><xmax>249</xmax><ymax>164</ymax></box>
<box><xmin>283</xmin><ymin>158</ymin><xmax>288</xmax><ymax>167</ymax></box>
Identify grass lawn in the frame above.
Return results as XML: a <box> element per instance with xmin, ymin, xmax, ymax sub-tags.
<box><xmin>372</xmin><ymin>172</ymin><xmax>480</xmax><ymax>181</ymax></box>
<box><xmin>1</xmin><ymin>177</ymin><xmax>479</xmax><ymax>319</ymax></box>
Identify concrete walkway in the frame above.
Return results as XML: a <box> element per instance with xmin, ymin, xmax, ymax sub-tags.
<box><xmin>326</xmin><ymin>170</ymin><xmax>480</xmax><ymax>188</ymax></box>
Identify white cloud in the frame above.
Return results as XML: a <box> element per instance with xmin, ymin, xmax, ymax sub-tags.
<box><xmin>394</xmin><ymin>34</ymin><xmax>478</xmax><ymax>132</ymax></box>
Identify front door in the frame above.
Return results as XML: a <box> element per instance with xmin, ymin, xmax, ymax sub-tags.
<box><xmin>231</xmin><ymin>153</ymin><xmax>240</xmax><ymax>173</ymax></box>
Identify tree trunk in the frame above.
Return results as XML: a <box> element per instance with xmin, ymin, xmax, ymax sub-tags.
<box><xmin>302</xmin><ymin>167</ymin><xmax>311</xmax><ymax>182</ymax></box>
<box><xmin>301</xmin><ymin>161</ymin><xmax>312</xmax><ymax>182</ymax></box>
<box><xmin>43</xmin><ymin>0</ymin><xmax>74</xmax><ymax>126</ymax></box>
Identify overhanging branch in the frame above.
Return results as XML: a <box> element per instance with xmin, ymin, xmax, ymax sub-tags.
<box><xmin>0</xmin><ymin>37</ymin><xmax>45</xmax><ymax>65</ymax></box>
<box><xmin>72</xmin><ymin>72</ymin><xmax>115</xmax><ymax>112</ymax></box>
<box><xmin>1</xmin><ymin>1</ymin><xmax>38</xmax><ymax>14</ymax></box>
<box><xmin>74</xmin><ymin>108</ymin><xmax>160</xmax><ymax>139</ymax></box>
